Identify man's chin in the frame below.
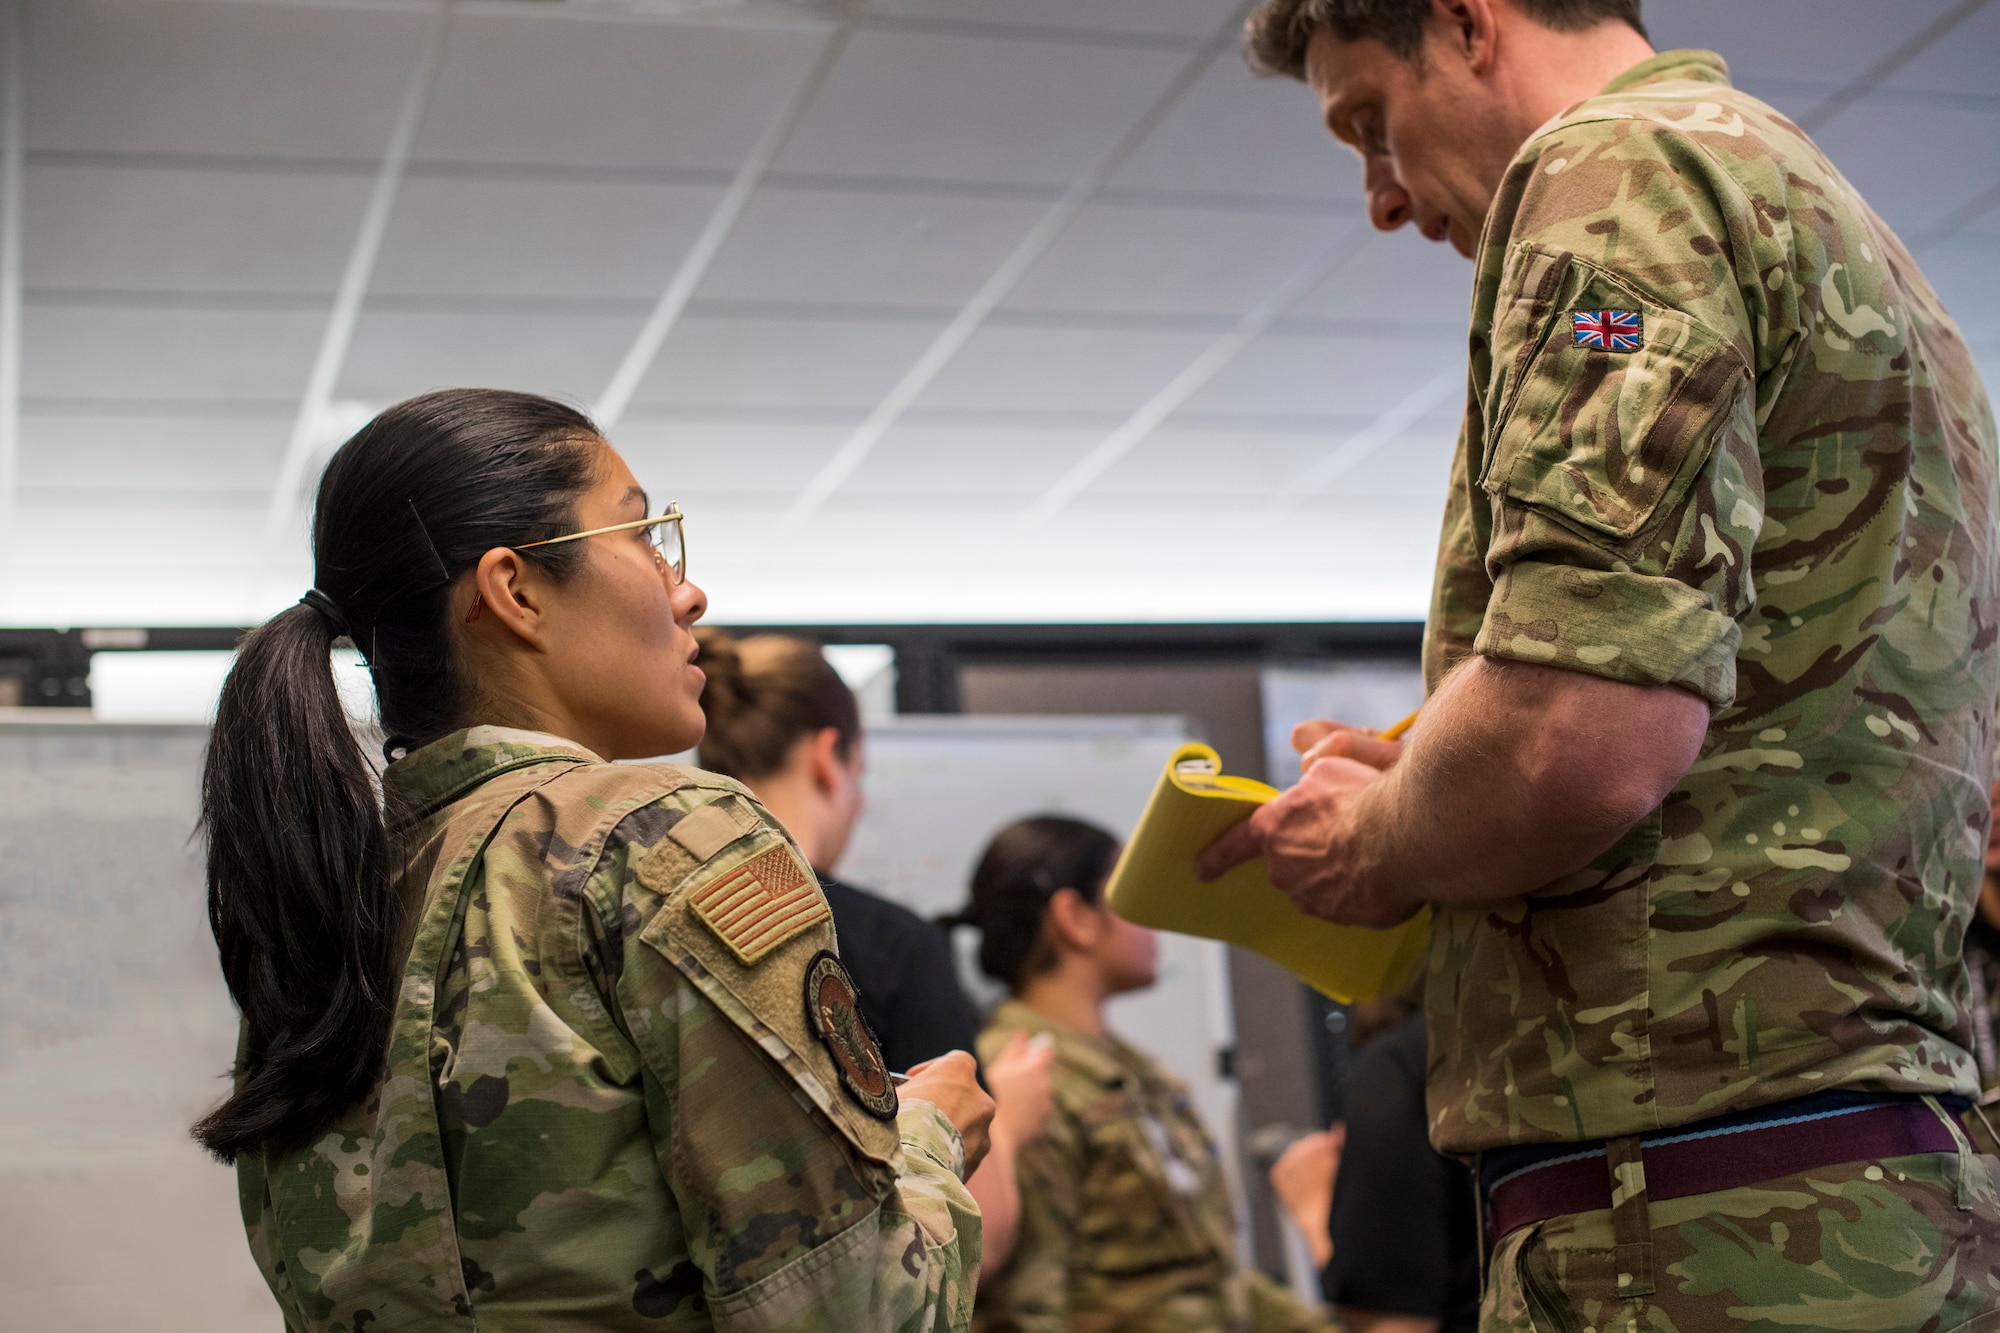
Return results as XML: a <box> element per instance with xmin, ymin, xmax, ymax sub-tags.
<box><xmin>1448</xmin><ymin>220</ymin><xmax>1477</xmax><ymax>258</ymax></box>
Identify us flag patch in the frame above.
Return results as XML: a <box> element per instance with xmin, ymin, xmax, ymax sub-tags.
<box><xmin>689</xmin><ymin>843</ymin><xmax>829</xmax><ymax>965</ymax></box>
<box><xmin>1573</xmin><ymin>309</ymin><xmax>1642</xmax><ymax>350</ymax></box>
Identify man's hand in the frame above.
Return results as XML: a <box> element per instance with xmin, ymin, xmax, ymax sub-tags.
<box><xmin>1195</xmin><ymin>658</ymin><xmax>1710</xmax><ymax>922</ymax></box>
<box><xmin>1198</xmin><ymin>751</ymin><xmax>1418</xmax><ymax>927</ymax></box>
<box><xmin>1197</xmin><ymin>720</ymin><xmax>1417</xmax><ymax>927</ymax></box>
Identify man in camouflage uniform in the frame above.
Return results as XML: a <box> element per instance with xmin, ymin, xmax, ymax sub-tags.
<box><xmin>1203</xmin><ymin>0</ymin><xmax>2000</xmax><ymax>1327</ymax></box>
<box><xmin>972</xmin><ymin>999</ymin><xmax>1329</xmax><ymax>1333</ymax></box>
<box><xmin>236</xmin><ymin>726</ymin><xmax>983</xmax><ymax>1331</ymax></box>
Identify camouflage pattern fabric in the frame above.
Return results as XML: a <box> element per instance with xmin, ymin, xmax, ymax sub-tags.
<box><xmin>1421</xmin><ymin>50</ymin><xmax>2000</xmax><ymax>1156</ymax></box>
<box><xmin>1482</xmin><ymin>1116</ymin><xmax>2000</xmax><ymax>1332</ymax></box>
<box><xmin>234</xmin><ymin>726</ymin><xmax>980</xmax><ymax>1332</ymax></box>
<box><xmin>971</xmin><ymin>1001</ymin><xmax>1330</xmax><ymax>1333</ymax></box>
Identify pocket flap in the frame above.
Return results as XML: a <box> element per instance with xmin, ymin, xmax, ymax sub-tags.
<box><xmin>1481</xmin><ymin>246</ymin><xmax>1748</xmax><ymax>542</ymax></box>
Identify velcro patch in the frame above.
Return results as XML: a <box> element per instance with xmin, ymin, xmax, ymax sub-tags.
<box><xmin>688</xmin><ymin>843</ymin><xmax>830</xmax><ymax>965</ymax></box>
<box><xmin>804</xmin><ymin>951</ymin><xmax>898</xmax><ymax>1120</ymax></box>
<box><xmin>667</xmin><ymin>797</ymin><xmax>760</xmax><ymax>861</ymax></box>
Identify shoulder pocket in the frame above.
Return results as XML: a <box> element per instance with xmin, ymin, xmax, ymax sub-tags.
<box><xmin>1480</xmin><ymin>245</ymin><xmax>1748</xmax><ymax>542</ymax></box>
<box><xmin>635</xmin><ymin>824</ymin><xmax>901</xmax><ymax>1169</ymax></box>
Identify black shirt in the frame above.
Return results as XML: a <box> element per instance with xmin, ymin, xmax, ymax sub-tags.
<box><xmin>820</xmin><ymin>875</ymin><xmax>981</xmax><ymax>1074</ymax></box>
<box><xmin>1323</xmin><ymin>1010</ymin><xmax>1481</xmax><ymax>1332</ymax></box>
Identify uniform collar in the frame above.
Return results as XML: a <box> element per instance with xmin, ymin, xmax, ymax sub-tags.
<box><xmin>383</xmin><ymin>725</ymin><xmax>601</xmax><ymax>815</ymax></box>
<box><xmin>990</xmin><ymin>998</ymin><xmax>1131</xmax><ymax>1089</ymax></box>
<box><xmin>1597</xmin><ymin>48</ymin><xmax>1732</xmax><ymax>97</ymax></box>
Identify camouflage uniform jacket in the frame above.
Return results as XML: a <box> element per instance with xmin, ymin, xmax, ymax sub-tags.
<box><xmin>1423</xmin><ymin>50</ymin><xmax>2000</xmax><ymax>1154</ymax></box>
<box><xmin>971</xmin><ymin>1001</ymin><xmax>1327</xmax><ymax>1333</ymax></box>
<box><xmin>234</xmin><ymin>727</ymin><xmax>981</xmax><ymax>1332</ymax></box>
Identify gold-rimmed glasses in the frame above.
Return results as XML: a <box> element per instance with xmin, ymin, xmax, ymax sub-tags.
<box><xmin>517</xmin><ymin>504</ymin><xmax>686</xmax><ymax>585</ymax></box>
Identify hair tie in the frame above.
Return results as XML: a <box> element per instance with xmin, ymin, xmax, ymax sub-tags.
<box><xmin>299</xmin><ymin>588</ymin><xmax>352</xmax><ymax>640</ymax></box>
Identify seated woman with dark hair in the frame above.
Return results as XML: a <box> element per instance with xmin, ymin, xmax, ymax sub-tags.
<box><xmin>956</xmin><ymin>816</ymin><xmax>1332</xmax><ymax>1333</ymax></box>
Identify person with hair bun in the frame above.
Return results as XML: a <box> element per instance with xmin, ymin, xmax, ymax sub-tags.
<box><xmin>693</xmin><ymin>629</ymin><xmax>1054</xmax><ymax>1276</ymax></box>
<box><xmin>197</xmin><ymin>388</ymin><xmax>991</xmax><ymax>1331</ymax></box>
<box><xmin>956</xmin><ymin>817</ymin><xmax>1331</xmax><ymax>1333</ymax></box>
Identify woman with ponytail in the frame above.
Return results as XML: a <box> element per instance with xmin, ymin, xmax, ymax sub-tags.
<box><xmin>955</xmin><ymin>817</ymin><xmax>1332</xmax><ymax>1333</ymax></box>
<box><xmin>198</xmin><ymin>388</ymin><xmax>990</xmax><ymax>1331</ymax></box>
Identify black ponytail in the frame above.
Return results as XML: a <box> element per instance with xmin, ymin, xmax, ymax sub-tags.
<box><xmin>194</xmin><ymin>389</ymin><xmax>600</xmax><ymax>1162</ymax></box>
<box><xmin>953</xmin><ymin>816</ymin><xmax>1122</xmax><ymax>993</ymax></box>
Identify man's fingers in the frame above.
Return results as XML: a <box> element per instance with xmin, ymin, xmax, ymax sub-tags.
<box><xmin>1195</xmin><ymin>815</ymin><xmax>1264</xmax><ymax>882</ymax></box>
<box><xmin>1291</xmin><ymin>719</ymin><xmax>1344</xmax><ymax>754</ymax></box>
<box><xmin>1301</xmin><ymin>729</ymin><xmax>1404</xmax><ymax>772</ymax></box>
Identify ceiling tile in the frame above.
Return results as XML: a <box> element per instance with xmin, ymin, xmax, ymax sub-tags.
<box><xmin>1003</xmin><ymin>202</ymin><xmax>1342</xmax><ymax>316</ymax></box>
<box><xmin>1184</xmin><ymin>332</ymin><xmax>1465</xmax><ymax>419</ymax></box>
<box><xmin>336</xmin><ymin>310</ymin><xmax>640</xmax><ymax>406</ymax></box>
<box><xmin>28</xmin><ymin>0</ymin><xmax>429</xmax><ymax>158</ymax></box>
<box><xmin>1286</xmin><ymin>230</ymin><xmax>1471</xmax><ymax>328</ymax></box>
<box><xmin>1879</xmin><ymin>2</ymin><xmax>2000</xmax><ymax>101</ymax></box>
<box><xmin>862</xmin><ymin>0</ymin><xmax>1238</xmax><ymax>40</ymax></box>
<box><xmin>1083</xmin><ymin>428</ymin><xmax>1322</xmax><ymax>500</ymax></box>
<box><xmin>774</xmin><ymin>27</ymin><xmax>1189</xmax><ymax>187</ymax></box>
<box><xmin>1107</xmin><ymin>56</ymin><xmax>1356</xmax><ymax>203</ymax></box>
<box><xmin>610</xmin><ymin>420</ymin><xmax>849</xmax><ymax>499</ymax></box>
<box><xmin>698</xmin><ymin>186</ymin><xmax>1048</xmax><ymax>308</ymax></box>
<box><xmin>24</xmin><ymin>164</ymin><xmax>368</xmax><ymax>295</ymax></box>
<box><xmin>18</xmin><ymin>414</ymin><xmax>282</xmax><ymax>497</ymax></box>
<box><xmin>1642</xmin><ymin>0</ymin><xmax>1962</xmax><ymax>90</ymax></box>
<box><xmin>630</xmin><ymin>316</ymin><xmax>943</xmax><ymax>410</ymax></box>
<box><xmin>842</xmin><ymin>425</ymin><xmax>1099</xmax><ymax>498</ymax></box>
<box><xmin>369</xmin><ymin>177</ymin><xmax>723</xmax><ymax>299</ymax></box>
<box><xmin>413</xmin><ymin>11</ymin><xmax>828</xmax><ymax>173</ymax></box>
<box><xmin>913</xmin><ymin>325</ymin><xmax>1216</xmax><ymax>413</ymax></box>
<box><xmin>22</xmin><ymin>305</ymin><xmax>321</xmax><ymax>401</ymax></box>
<box><xmin>1813</xmin><ymin>102</ymin><xmax>2000</xmax><ymax>238</ymax></box>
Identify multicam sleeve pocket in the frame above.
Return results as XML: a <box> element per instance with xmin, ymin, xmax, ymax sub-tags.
<box><xmin>1480</xmin><ymin>244</ymin><xmax>1749</xmax><ymax>544</ymax></box>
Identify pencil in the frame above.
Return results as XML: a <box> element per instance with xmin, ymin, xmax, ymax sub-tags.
<box><xmin>1380</xmin><ymin>708</ymin><xmax>1421</xmax><ymax>741</ymax></box>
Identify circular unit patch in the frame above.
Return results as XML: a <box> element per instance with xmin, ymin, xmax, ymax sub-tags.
<box><xmin>803</xmin><ymin>951</ymin><xmax>898</xmax><ymax>1121</ymax></box>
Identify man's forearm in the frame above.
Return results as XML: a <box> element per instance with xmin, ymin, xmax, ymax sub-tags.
<box><xmin>1343</xmin><ymin>657</ymin><xmax>1709</xmax><ymax>917</ymax></box>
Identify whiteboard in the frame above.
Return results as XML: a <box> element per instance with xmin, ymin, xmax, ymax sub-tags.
<box><xmin>835</xmin><ymin>714</ymin><xmax>1241</xmax><ymax>1199</ymax></box>
<box><xmin>0</xmin><ymin>718</ymin><xmax>270</xmax><ymax>1332</ymax></box>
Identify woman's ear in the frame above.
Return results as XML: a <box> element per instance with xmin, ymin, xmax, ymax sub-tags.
<box><xmin>469</xmin><ymin>547</ymin><xmax>550</xmax><ymax>648</ymax></box>
<box><xmin>807</xmin><ymin>727</ymin><xmax>847</xmax><ymax>795</ymax></box>
<box><xmin>1043</xmin><ymin>887</ymin><xmax>1105</xmax><ymax>954</ymax></box>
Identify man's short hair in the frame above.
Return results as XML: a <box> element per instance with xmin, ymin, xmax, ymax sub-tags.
<box><xmin>1245</xmin><ymin>0</ymin><xmax>1647</xmax><ymax>80</ymax></box>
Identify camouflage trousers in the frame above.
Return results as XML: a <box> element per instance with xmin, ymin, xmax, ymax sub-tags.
<box><xmin>1482</xmin><ymin>1125</ymin><xmax>2000</xmax><ymax>1332</ymax></box>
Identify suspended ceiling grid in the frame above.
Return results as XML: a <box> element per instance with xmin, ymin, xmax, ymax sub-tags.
<box><xmin>2</xmin><ymin>0</ymin><xmax>1995</xmax><ymax>626</ymax></box>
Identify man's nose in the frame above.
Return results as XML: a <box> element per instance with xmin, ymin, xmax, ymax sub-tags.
<box><xmin>1364</xmin><ymin>155</ymin><xmax>1412</xmax><ymax>232</ymax></box>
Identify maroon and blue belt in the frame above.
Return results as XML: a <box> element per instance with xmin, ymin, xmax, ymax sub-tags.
<box><xmin>1477</xmin><ymin>1090</ymin><xmax>1973</xmax><ymax>1242</ymax></box>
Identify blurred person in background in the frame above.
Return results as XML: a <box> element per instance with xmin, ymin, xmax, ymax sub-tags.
<box><xmin>694</xmin><ymin>629</ymin><xmax>1055</xmax><ymax>1275</ymax></box>
<box><xmin>195</xmin><ymin>389</ymin><xmax>991</xmax><ymax>1330</ymax></box>
<box><xmin>955</xmin><ymin>816</ymin><xmax>1333</xmax><ymax>1333</ymax></box>
<box><xmin>1270</xmin><ymin>995</ymin><xmax>1479</xmax><ymax>1333</ymax></box>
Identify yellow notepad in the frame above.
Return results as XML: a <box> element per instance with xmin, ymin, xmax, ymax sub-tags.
<box><xmin>1105</xmin><ymin>742</ymin><xmax>1429</xmax><ymax>1003</ymax></box>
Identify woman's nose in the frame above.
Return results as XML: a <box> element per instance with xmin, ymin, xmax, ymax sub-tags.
<box><xmin>1364</xmin><ymin>155</ymin><xmax>1412</xmax><ymax>232</ymax></box>
<box><xmin>673</xmin><ymin>577</ymin><xmax>708</xmax><ymax>626</ymax></box>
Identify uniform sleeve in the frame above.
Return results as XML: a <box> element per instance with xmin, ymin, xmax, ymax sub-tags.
<box><xmin>236</xmin><ymin>1156</ymin><xmax>307</xmax><ymax>1333</ymax></box>
<box><xmin>1472</xmin><ymin>121</ymin><xmax>1763</xmax><ymax>708</ymax></box>
<box><xmin>977</xmin><ymin>1113</ymin><xmax>1084</xmax><ymax>1333</ymax></box>
<box><xmin>600</xmin><ymin>781</ymin><xmax>982</xmax><ymax>1333</ymax></box>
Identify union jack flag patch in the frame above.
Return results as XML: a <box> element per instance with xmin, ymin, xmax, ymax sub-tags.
<box><xmin>1573</xmin><ymin>309</ymin><xmax>1642</xmax><ymax>351</ymax></box>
